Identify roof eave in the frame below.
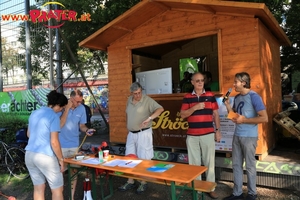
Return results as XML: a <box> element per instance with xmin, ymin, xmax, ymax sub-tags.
<box><xmin>79</xmin><ymin>0</ymin><xmax>291</xmax><ymax>50</ymax></box>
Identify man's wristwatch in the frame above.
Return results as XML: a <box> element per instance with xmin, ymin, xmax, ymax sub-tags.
<box><xmin>59</xmin><ymin>158</ymin><xmax>64</xmax><ymax>161</ymax></box>
<box><xmin>215</xmin><ymin>128</ymin><xmax>219</xmax><ymax>131</ymax></box>
<box><xmin>149</xmin><ymin>116</ymin><xmax>152</xmax><ymax>120</ymax></box>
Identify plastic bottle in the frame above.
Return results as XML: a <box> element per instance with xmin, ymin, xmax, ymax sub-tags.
<box><xmin>176</xmin><ymin>84</ymin><xmax>181</xmax><ymax>93</ymax></box>
<box><xmin>290</xmin><ymin>90</ymin><xmax>295</xmax><ymax>95</ymax></box>
<box><xmin>98</xmin><ymin>149</ymin><xmax>103</xmax><ymax>163</ymax></box>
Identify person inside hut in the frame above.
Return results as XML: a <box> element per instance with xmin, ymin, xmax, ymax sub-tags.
<box><xmin>182</xmin><ymin>72</ymin><xmax>194</xmax><ymax>93</ymax></box>
<box><xmin>179</xmin><ymin>71</ymin><xmax>190</xmax><ymax>92</ymax></box>
<box><xmin>203</xmin><ymin>71</ymin><xmax>219</xmax><ymax>91</ymax></box>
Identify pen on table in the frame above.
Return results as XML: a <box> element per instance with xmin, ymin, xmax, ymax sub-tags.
<box><xmin>125</xmin><ymin>161</ymin><xmax>132</xmax><ymax>165</ymax></box>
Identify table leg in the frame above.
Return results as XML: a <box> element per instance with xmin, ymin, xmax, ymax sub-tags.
<box><xmin>98</xmin><ymin>173</ymin><xmax>105</xmax><ymax>199</ymax></box>
<box><xmin>68</xmin><ymin>164</ymin><xmax>72</xmax><ymax>200</ymax></box>
<box><xmin>107</xmin><ymin>175</ymin><xmax>114</xmax><ymax>198</ymax></box>
<box><xmin>102</xmin><ymin>173</ymin><xmax>114</xmax><ymax>200</ymax></box>
<box><xmin>91</xmin><ymin>169</ymin><xmax>97</xmax><ymax>200</ymax></box>
<box><xmin>170</xmin><ymin>181</ymin><xmax>176</xmax><ymax>200</ymax></box>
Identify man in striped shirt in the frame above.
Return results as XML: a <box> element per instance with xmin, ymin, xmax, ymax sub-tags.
<box><xmin>180</xmin><ymin>72</ymin><xmax>221</xmax><ymax>199</ymax></box>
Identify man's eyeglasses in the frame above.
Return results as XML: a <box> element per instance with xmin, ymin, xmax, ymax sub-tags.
<box><xmin>193</xmin><ymin>79</ymin><xmax>205</xmax><ymax>83</ymax></box>
<box><xmin>132</xmin><ymin>92</ymin><xmax>142</xmax><ymax>96</ymax></box>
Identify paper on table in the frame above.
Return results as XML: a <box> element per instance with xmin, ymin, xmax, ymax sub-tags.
<box><xmin>102</xmin><ymin>159</ymin><xmax>142</xmax><ymax>168</ymax></box>
<box><xmin>81</xmin><ymin>158</ymin><xmax>100</xmax><ymax>165</ymax></box>
<box><xmin>118</xmin><ymin>160</ymin><xmax>142</xmax><ymax>168</ymax></box>
<box><xmin>102</xmin><ymin>159</ymin><xmax>125</xmax><ymax>167</ymax></box>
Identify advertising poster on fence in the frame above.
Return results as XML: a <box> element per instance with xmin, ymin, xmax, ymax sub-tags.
<box><xmin>0</xmin><ymin>88</ymin><xmax>51</xmax><ymax>120</ymax></box>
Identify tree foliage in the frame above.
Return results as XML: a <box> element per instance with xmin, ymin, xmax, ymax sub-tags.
<box><xmin>58</xmin><ymin>0</ymin><xmax>141</xmax><ymax>73</ymax></box>
<box><xmin>18</xmin><ymin>17</ymin><xmax>49</xmax><ymax>84</ymax></box>
<box><xmin>280</xmin><ymin>1</ymin><xmax>300</xmax><ymax>74</ymax></box>
<box><xmin>1</xmin><ymin>38</ymin><xmax>19</xmax><ymax>84</ymax></box>
<box><xmin>237</xmin><ymin>0</ymin><xmax>290</xmax><ymax>25</ymax></box>
<box><xmin>241</xmin><ymin>1</ymin><xmax>300</xmax><ymax>74</ymax></box>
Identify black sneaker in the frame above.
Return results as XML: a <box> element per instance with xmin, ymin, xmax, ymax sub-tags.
<box><xmin>223</xmin><ymin>194</ymin><xmax>244</xmax><ymax>200</ymax></box>
<box><xmin>118</xmin><ymin>182</ymin><xmax>135</xmax><ymax>191</ymax></box>
<box><xmin>246</xmin><ymin>194</ymin><xmax>257</xmax><ymax>200</ymax></box>
<box><xmin>136</xmin><ymin>183</ymin><xmax>147</xmax><ymax>194</ymax></box>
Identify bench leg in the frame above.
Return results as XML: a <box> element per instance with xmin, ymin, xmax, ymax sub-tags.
<box><xmin>101</xmin><ymin>175</ymin><xmax>114</xmax><ymax>200</ymax></box>
<box><xmin>201</xmin><ymin>192</ymin><xmax>205</xmax><ymax>200</ymax></box>
<box><xmin>99</xmin><ymin>173</ymin><xmax>114</xmax><ymax>200</ymax></box>
<box><xmin>191</xmin><ymin>181</ymin><xmax>197</xmax><ymax>200</ymax></box>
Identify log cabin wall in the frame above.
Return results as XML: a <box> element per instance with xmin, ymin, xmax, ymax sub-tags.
<box><xmin>107</xmin><ymin>9</ymin><xmax>282</xmax><ymax>154</ymax></box>
<box><xmin>257</xmin><ymin>19</ymin><xmax>281</xmax><ymax>154</ymax></box>
<box><xmin>107</xmin><ymin>46</ymin><xmax>132</xmax><ymax>143</ymax></box>
<box><xmin>220</xmin><ymin>17</ymin><xmax>260</xmax><ymax>92</ymax></box>
<box><xmin>132</xmin><ymin>54</ymin><xmax>162</xmax><ymax>72</ymax></box>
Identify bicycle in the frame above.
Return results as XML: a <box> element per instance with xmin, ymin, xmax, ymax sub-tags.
<box><xmin>0</xmin><ymin>128</ymin><xmax>29</xmax><ymax>180</ymax></box>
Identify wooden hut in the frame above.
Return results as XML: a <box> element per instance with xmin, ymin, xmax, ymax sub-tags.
<box><xmin>80</xmin><ymin>0</ymin><xmax>290</xmax><ymax>159</ymax></box>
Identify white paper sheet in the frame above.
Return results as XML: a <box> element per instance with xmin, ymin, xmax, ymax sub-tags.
<box><xmin>118</xmin><ymin>160</ymin><xmax>142</xmax><ymax>168</ymax></box>
<box><xmin>81</xmin><ymin>158</ymin><xmax>100</xmax><ymax>165</ymax></box>
<box><xmin>102</xmin><ymin>159</ymin><xmax>142</xmax><ymax>168</ymax></box>
<box><xmin>102</xmin><ymin>159</ymin><xmax>125</xmax><ymax>167</ymax></box>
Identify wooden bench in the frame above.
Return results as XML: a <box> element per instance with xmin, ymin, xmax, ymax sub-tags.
<box><xmin>108</xmin><ymin>172</ymin><xmax>217</xmax><ymax>199</ymax></box>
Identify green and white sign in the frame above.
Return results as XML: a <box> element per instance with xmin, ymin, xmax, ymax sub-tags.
<box><xmin>0</xmin><ymin>88</ymin><xmax>51</xmax><ymax>120</ymax></box>
<box><xmin>179</xmin><ymin>58</ymin><xmax>198</xmax><ymax>80</ymax></box>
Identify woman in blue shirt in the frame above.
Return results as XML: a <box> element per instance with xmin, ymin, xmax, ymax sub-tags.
<box><xmin>25</xmin><ymin>90</ymin><xmax>68</xmax><ymax>200</ymax></box>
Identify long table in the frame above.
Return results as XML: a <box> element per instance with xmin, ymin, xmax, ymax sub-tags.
<box><xmin>64</xmin><ymin>155</ymin><xmax>207</xmax><ymax>200</ymax></box>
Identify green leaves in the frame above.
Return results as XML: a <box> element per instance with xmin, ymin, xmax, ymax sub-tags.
<box><xmin>280</xmin><ymin>1</ymin><xmax>300</xmax><ymax>74</ymax></box>
<box><xmin>57</xmin><ymin>0</ymin><xmax>140</xmax><ymax>72</ymax></box>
